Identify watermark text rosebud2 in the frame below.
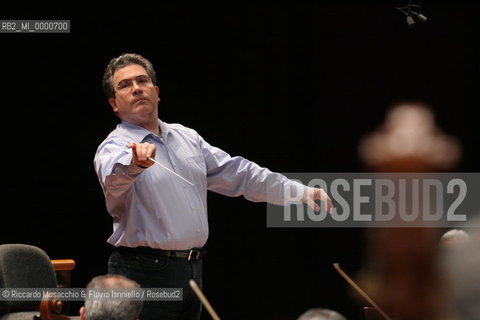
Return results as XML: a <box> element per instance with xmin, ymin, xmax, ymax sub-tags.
<box><xmin>267</xmin><ymin>173</ymin><xmax>480</xmax><ymax>228</ymax></box>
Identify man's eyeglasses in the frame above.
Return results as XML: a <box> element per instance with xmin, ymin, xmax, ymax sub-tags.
<box><xmin>116</xmin><ymin>75</ymin><xmax>153</xmax><ymax>92</ymax></box>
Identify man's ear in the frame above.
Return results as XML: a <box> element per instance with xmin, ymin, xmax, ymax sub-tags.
<box><xmin>109</xmin><ymin>98</ymin><xmax>118</xmax><ymax>113</ymax></box>
<box><xmin>155</xmin><ymin>86</ymin><xmax>160</xmax><ymax>102</ymax></box>
<box><xmin>79</xmin><ymin>306</ymin><xmax>86</xmax><ymax>320</ymax></box>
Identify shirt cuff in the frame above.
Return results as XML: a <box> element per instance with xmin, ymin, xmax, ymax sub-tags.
<box><xmin>284</xmin><ymin>180</ymin><xmax>307</xmax><ymax>204</ymax></box>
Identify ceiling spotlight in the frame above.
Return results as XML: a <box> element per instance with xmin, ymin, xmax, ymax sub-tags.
<box><xmin>396</xmin><ymin>1</ymin><xmax>428</xmax><ymax>28</ymax></box>
<box><xmin>406</xmin><ymin>15</ymin><xmax>415</xmax><ymax>28</ymax></box>
<box><xmin>411</xmin><ymin>11</ymin><xmax>428</xmax><ymax>23</ymax></box>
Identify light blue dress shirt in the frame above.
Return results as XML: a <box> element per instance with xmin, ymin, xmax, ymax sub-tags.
<box><xmin>94</xmin><ymin>119</ymin><xmax>306</xmax><ymax>250</ymax></box>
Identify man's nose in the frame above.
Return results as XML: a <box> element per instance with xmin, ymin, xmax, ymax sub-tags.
<box><xmin>132</xmin><ymin>81</ymin><xmax>143</xmax><ymax>94</ymax></box>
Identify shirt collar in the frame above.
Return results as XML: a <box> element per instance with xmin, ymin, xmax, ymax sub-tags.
<box><xmin>119</xmin><ymin>119</ymin><xmax>170</xmax><ymax>142</ymax></box>
<box><xmin>158</xmin><ymin>119</ymin><xmax>171</xmax><ymax>140</ymax></box>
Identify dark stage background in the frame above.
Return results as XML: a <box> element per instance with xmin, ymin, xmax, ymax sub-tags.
<box><xmin>1</xmin><ymin>2</ymin><xmax>479</xmax><ymax>320</ymax></box>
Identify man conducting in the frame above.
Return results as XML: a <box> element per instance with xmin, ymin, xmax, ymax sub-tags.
<box><xmin>94</xmin><ymin>53</ymin><xmax>332</xmax><ymax>320</ymax></box>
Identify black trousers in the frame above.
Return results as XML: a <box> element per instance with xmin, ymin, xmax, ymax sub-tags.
<box><xmin>108</xmin><ymin>248</ymin><xmax>203</xmax><ymax>320</ymax></box>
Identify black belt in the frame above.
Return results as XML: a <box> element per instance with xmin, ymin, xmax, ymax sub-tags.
<box><xmin>115</xmin><ymin>246</ymin><xmax>206</xmax><ymax>261</ymax></box>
